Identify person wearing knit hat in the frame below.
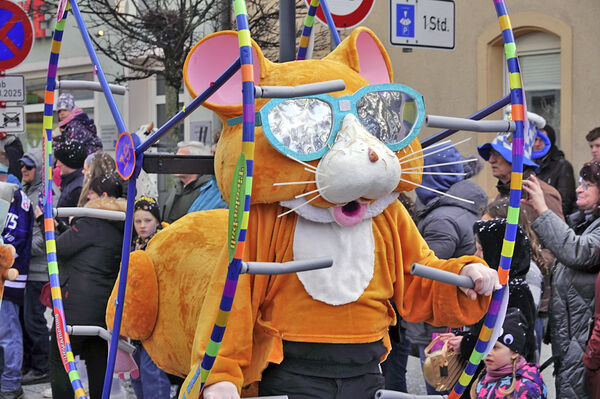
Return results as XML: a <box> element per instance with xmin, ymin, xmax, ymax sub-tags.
<box><xmin>132</xmin><ymin>195</ymin><xmax>160</xmax><ymax>249</ymax></box>
<box><xmin>53</xmin><ymin>92</ymin><xmax>102</xmax><ymax>155</ymax></box>
<box><xmin>55</xmin><ymin>140</ymin><xmax>86</xmax><ymax>209</ymax></box>
<box><xmin>130</xmin><ymin>195</ymin><xmax>171</xmax><ymax>398</ymax></box>
<box><xmin>472</xmin><ymin>308</ymin><xmax>547</xmax><ymax>399</ymax></box>
<box><xmin>134</xmin><ymin>196</ymin><xmax>160</xmax><ymax>224</ymax></box>
<box><xmin>54</xmin><ymin>140</ymin><xmax>87</xmax><ymax>170</ymax></box>
<box><xmin>56</xmin><ymin>93</ymin><xmax>75</xmax><ymax>113</ymax></box>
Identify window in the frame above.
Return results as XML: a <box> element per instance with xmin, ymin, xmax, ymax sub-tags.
<box><xmin>504</xmin><ymin>31</ymin><xmax>561</xmax><ymax>144</ymax></box>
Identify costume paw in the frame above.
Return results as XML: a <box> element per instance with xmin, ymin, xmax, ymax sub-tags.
<box><xmin>459</xmin><ymin>263</ymin><xmax>500</xmax><ymax>300</ymax></box>
<box><xmin>203</xmin><ymin>381</ymin><xmax>240</xmax><ymax>399</ymax></box>
<box><xmin>106</xmin><ymin>250</ymin><xmax>158</xmax><ymax>339</ymax></box>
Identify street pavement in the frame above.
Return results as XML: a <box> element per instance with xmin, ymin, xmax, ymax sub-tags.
<box><xmin>22</xmin><ymin>344</ymin><xmax>556</xmax><ymax>398</ymax></box>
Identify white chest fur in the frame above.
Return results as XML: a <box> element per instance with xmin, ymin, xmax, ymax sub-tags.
<box><xmin>293</xmin><ymin>216</ymin><xmax>375</xmax><ymax>306</ymax></box>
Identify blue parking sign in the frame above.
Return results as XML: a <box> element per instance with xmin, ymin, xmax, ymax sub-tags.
<box><xmin>396</xmin><ymin>4</ymin><xmax>414</xmax><ymax>38</ymax></box>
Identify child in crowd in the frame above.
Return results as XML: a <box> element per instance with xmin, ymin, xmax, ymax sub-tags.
<box><xmin>472</xmin><ymin>308</ymin><xmax>547</xmax><ymax>398</ymax></box>
<box><xmin>130</xmin><ymin>196</ymin><xmax>171</xmax><ymax>399</ymax></box>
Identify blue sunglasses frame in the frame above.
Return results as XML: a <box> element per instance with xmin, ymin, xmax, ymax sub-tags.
<box><xmin>227</xmin><ymin>83</ymin><xmax>426</xmax><ymax>161</ymax></box>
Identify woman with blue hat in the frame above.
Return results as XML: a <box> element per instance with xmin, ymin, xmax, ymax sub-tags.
<box><xmin>531</xmin><ymin>124</ymin><xmax>577</xmax><ymax>216</ymax></box>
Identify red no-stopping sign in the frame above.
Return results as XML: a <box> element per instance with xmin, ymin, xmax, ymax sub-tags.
<box><xmin>307</xmin><ymin>0</ymin><xmax>376</xmax><ymax>30</ymax></box>
<box><xmin>0</xmin><ymin>0</ymin><xmax>34</xmax><ymax>70</ymax></box>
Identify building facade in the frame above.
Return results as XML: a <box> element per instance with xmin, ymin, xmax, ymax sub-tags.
<box><xmin>360</xmin><ymin>0</ymin><xmax>599</xmax><ymax>195</ymax></box>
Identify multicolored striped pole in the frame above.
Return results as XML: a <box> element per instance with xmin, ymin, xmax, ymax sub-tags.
<box><xmin>181</xmin><ymin>0</ymin><xmax>257</xmax><ymax>396</ymax></box>
<box><xmin>449</xmin><ymin>1</ymin><xmax>526</xmax><ymax>396</ymax></box>
<box><xmin>42</xmin><ymin>4</ymin><xmax>88</xmax><ymax>399</ymax></box>
<box><xmin>297</xmin><ymin>0</ymin><xmax>320</xmax><ymax>60</ymax></box>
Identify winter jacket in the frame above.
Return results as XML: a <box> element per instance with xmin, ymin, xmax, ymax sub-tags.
<box><xmin>55</xmin><ymin>197</ymin><xmax>126</xmax><ymax>327</ymax></box>
<box><xmin>404</xmin><ymin>179</ymin><xmax>488</xmax><ymax>345</ymax></box>
<box><xmin>532</xmin><ymin>209</ymin><xmax>600</xmax><ymax>399</ymax></box>
<box><xmin>584</xmin><ymin>271</ymin><xmax>600</xmax><ymax>398</ymax></box>
<box><xmin>57</xmin><ymin>168</ymin><xmax>84</xmax><ymax>209</ymax></box>
<box><xmin>496</xmin><ymin>168</ymin><xmax>564</xmax><ymax>314</ymax></box>
<box><xmin>2</xmin><ymin>184</ymin><xmax>33</xmax><ymax>306</ymax></box>
<box><xmin>53</xmin><ymin>112</ymin><xmax>103</xmax><ymax>155</ymax></box>
<box><xmin>473</xmin><ymin>363</ymin><xmax>547</xmax><ymax>399</ymax></box>
<box><xmin>21</xmin><ymin>148</ymin><xmax>61</xmax><ymax>282</ymax></box>
<box><xmin>0</xmin><ymin>135</ymin><xmax>24</xmax><ymax>181</ymax></box>
<box><xmin>534</xmin><ymin>146</ymin><xmax>577</xmax><ymax>216</ymax></box>
<box><xmin>186</xmin><ymin>175</ymin><xmax>227</xmax><ymax>214</ymax></box>
<box><xmin>162</xmin><ymin>174</ymin><xmax>212</xmax><ymax>223</ymax></box>
<box><xmin>461</xmin><ymin>220</ymin><xmax>537</xmax><ymax>363</ymax></box>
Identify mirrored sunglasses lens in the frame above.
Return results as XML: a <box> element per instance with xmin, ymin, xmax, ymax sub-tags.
<box><xmin>356</xmin><ymin>90</ymin><xmax>419</xmax><ymax>145</ymax></box>
<box><xmin>268</xmin><ymin>98</ymin><xmax>332</xmax><ymax>156</ymax></box>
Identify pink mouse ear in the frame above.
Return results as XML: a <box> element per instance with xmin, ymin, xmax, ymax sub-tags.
<box><xmin>355</xmin><ymin>30</ymin><xmax>392</xmax><ymax>84</ymax></box>
<box><xmin>183</xmin><ymin>31</ymin><xmax>262</xmax><ymax>108</ymax></box>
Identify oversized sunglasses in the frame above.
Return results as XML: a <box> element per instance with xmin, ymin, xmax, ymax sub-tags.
<box><xmin>228</xmin><ymin>83</ymin><xmax>425</xmax><ymax>161</ymax></box>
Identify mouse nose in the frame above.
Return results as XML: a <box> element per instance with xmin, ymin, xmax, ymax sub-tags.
<box><xmin>368</xmin><ymin>147</ymin><xmax>379</xmax><ymax>162</ymax></box>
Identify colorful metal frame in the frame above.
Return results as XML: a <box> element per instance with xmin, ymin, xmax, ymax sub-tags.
<box><xmin>39</xmin><ymin>0</ymin><xmax>526</xmax><ymax>398</ymax></box>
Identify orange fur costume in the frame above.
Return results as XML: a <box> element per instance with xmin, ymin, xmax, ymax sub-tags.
<box><xmin>107</xmin><ymin>27</ymin><xmax>491</xmax><ymax>398</ymax></box>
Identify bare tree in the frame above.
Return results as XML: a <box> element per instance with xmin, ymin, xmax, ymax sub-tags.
<box><xmin>65</xmin><ymin>0</ymin><xmax>220</xmax><ymax>144</ymax></box>
<box><xmin>36</xmin><ymin>0</ymin><xmax>337</xmax><ymax>145</ymax></box>
<box><xmin>244</xmin><ymin>0</ymin><xmax>332</xmax><ymax>62</ymax></box>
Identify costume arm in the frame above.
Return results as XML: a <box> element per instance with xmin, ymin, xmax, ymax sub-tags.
<box><xmin>388</xmin><ymin>202</ymin><xmax>490</xmax><ymax>327</ymax></box>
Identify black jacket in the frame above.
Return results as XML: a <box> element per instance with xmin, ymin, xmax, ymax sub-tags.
<box><xmin>534</xmin><ymin>146</ymin><xmax>577</xmax><ymax>216</ymax></box>
<box><xmin>57</xmin><ymin>169</ymin><xmax>84</xmax><ymax>209</ymax></box>
<box><xmin>461</xmin><ymin>219</ymin><xmax>537</xmax><ymax>362</ymax></box>
<box><xmin>55</xmin><ymin>197</ymin><xmax>126</xmax><ymax>327</ymax></box>
<box><xmin>1</xmin><ymin>135</ymin><xmax>23</xmax><ymax>181</ymax></box>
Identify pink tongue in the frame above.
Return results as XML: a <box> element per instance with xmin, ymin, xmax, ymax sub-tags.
<box><xmin>332</xmin><ymin>202</ymin><xmax>368</xmax><ymax>227</ymax></box>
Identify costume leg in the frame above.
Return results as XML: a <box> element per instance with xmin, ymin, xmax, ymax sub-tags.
<box><xmin>336</xmin><ymin>372</ymin><xmax>385</xmax><ymax>399</ymax></box>
<box><xmin>0</xmin><ymin>300</ymin><xmax>23</xmax><ymax>392</ymax></box>
<box><xmin>259</xmin><ymin>364</ymin><xmax>337</xmax><ymax>398</ymax></box>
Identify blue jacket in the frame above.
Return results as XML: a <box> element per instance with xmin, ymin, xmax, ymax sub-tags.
<box><xmin>186</xmin><ymin>175</ymin><xmax>227</xmax><ymax>213</ymax></box>
<box><xmin>3</xmin><ymin>186</ymin><xmax>33</xmax><ymax>305</ymax></box>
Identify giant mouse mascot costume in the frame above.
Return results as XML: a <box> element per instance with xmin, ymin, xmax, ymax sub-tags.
<box><xmin>107</xmin><ymin>28</ymin><xmax>498</xmax><ymax>398</ymax></box>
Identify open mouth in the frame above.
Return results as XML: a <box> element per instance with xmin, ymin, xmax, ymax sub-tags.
<box><xmin>332</xmin><ymin>200</ymin><xmax>368</xmax><ymax>227</ymax></box>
